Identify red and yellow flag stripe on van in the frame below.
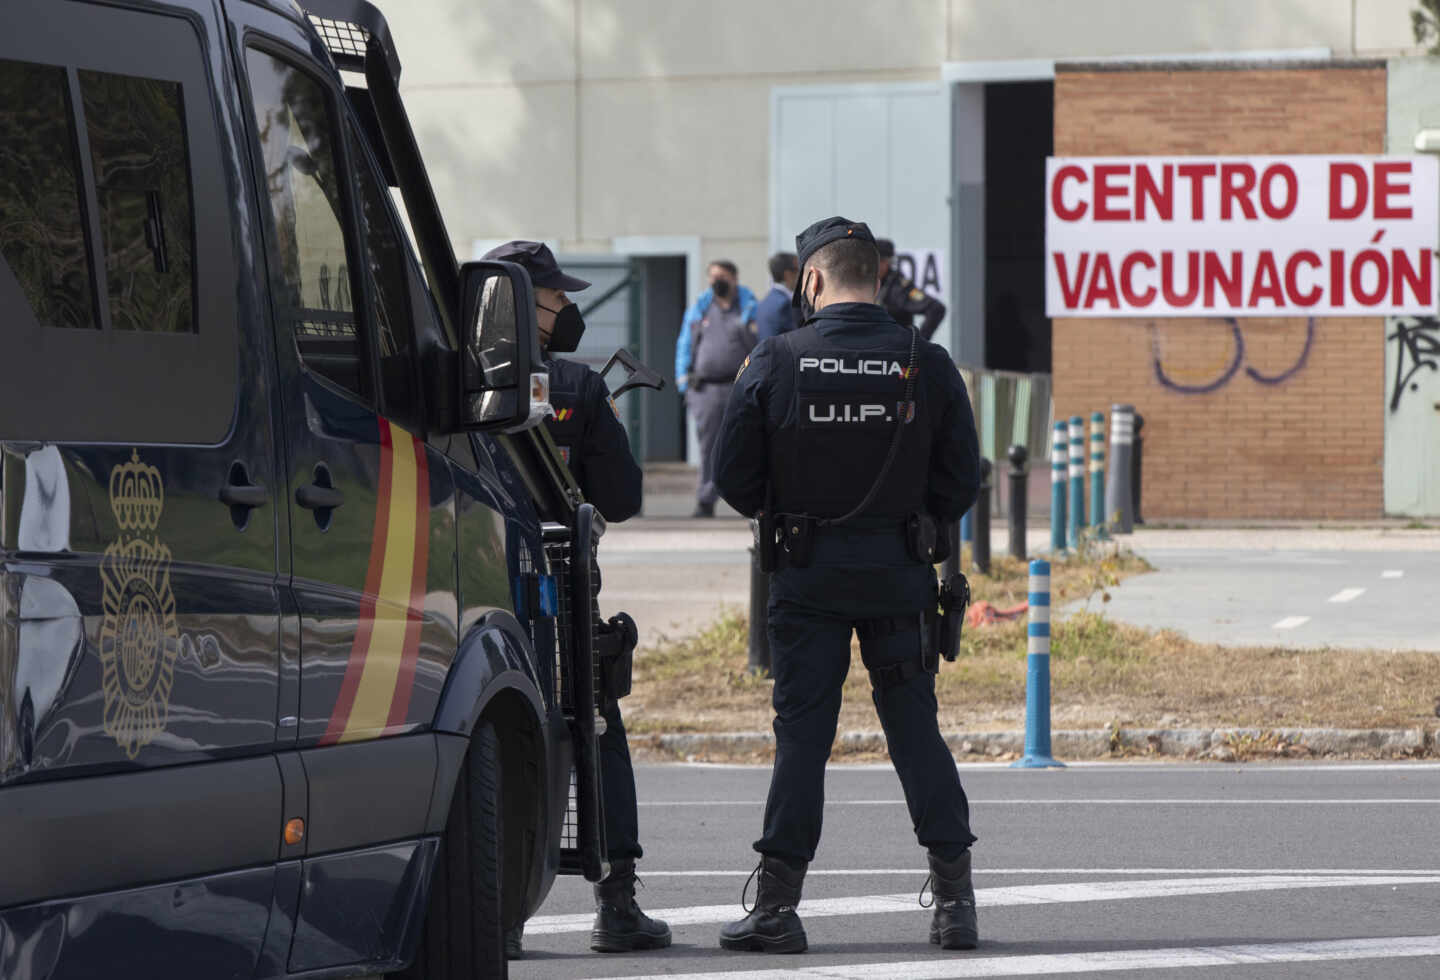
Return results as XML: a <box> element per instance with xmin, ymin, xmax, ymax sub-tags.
<box><xmin>321</xmin><ymin>420</ymin><xmax>430</xmax><ymax>745</ymax></box>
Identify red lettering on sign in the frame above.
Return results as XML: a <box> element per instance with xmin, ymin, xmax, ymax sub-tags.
<box><xmin>1374</xmin><ymin>161</ymin><xmax>1412</xmax><ymax>220</ymax></box>
<box><xmin>1247</xmin><ymin>251</ymin><xmax>1284</xmax><ymax>306</ymax></box>
<box><xmin>1051</xmin><ymin>165</ymin><xmax>1088</xmax><ymax>221</ymax></box>
<box><xmin>1177</xmin><ymin>163</ymin><xmax>1216</xmax><ymax>220</ymax></box>
<box><xmin>1053</xmin><ymin>252</ymin><xmax>1089</xmax><ymax>306</ymax></box>
<box><xmin>1094</xmin><ymin>165</ymin><xmax>1129</xmax><ymax>221</ymax></box>
<box><xmin>1259</xmin><ymin>164</ymin><xmax>1298</xmax><ymax>219</ymax></box>
<box><xmin>1084</xmin><ymin>253</ymin><xmax>1119</xmax><ymax>308</ymax></box>
<box><xmin>1393</xmin><ymin>248</ymin><xmax>1433</xmax><ymax>306</ymax></box>
<box><xmin>1220</xmin><ymin>163</ymin><xmax>1258</xmax><ymax>220</ymax></box>
<box><xmin>1120</xmin><ymin>251</ymin><xmax>1157</xmax><ymax>306</ymax></box>
<box><xmin>1328</xmin><ymin>162</ymin><xmax>1368</xmax><ymax>219</ymax></box>
<box><xmin>1161</xmin><ymin>251</ymin><xmax>1200</xmax><ymax>306</ymax></box>
<box><xmin>1135</xmin><ymin>165</ymin><xmax>1173</xmax><ymax>221</ymax></box>
<box><xmin>1284</xmin><ymin>251</ymin><xmax>1322</xmax><ymax>306</ymax></box>
<box><xmin>1350</xmin><ymin>248</ymin><xmax>1389</xmax><ymax>306</ymax></box>
<box><xmin>1202</xmin><ymin>251</ymin><xmax>1243</xmax><ymax>307</ymax></box>
<box><xmin>1329</xmin><ymin>250</ymin><xmax>1346</xmax><ymax>306</ymax></box>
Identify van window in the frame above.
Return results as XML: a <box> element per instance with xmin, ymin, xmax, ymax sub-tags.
<box><xmin>246</xmin><ymin>48</ymin><xmax>371</xmax><ymax>403</ymax></box>
<box><xmin>79</xmin><ymin>70</ymin><xmax>195</xmax><ymax>333</ymax></box>
<box><xmin>0</xmin><ymin>59</ymin><xmax>96</xmax><ymax>330</ymax></box>
<box><xmin>347</xmin><ymin>125</ymin><xmax>417</xmax><ymax>423</ymax></box>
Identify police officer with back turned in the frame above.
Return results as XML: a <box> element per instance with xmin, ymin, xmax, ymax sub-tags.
<box><xmin>483</xmin><ymin>241</ymin><xmax>670</xmax><ymax>958</ymax></box>
<box><xmin>711</xmin><ymin>218</ymin><xmax>982</xmax><ymax>954</ymax></box>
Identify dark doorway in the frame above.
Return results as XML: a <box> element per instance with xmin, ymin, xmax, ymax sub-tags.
<box><xmin>637</xmin><ymin>255</ymin><xmax>687</xmax><ymax>461</ymax></box>
<box><xmin>984</xmin><ymin>81</ymin><xmax>1053</xmax><ymax>373</ymax></box>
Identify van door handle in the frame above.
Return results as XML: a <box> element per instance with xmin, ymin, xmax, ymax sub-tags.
<box><xmin>295</xmin><ymin>485</ymin><xmax>345</xmax><ymax>510</ymax></box>
<box><xmin>219</xmin><ymin>484</ymin><xmax>268</xmax><ymax>509</ymax></box>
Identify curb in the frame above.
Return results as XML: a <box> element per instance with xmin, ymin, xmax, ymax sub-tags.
<box><xmin>635</xmin><ymin>727</ymin><xmax>1436</xmax><ymax>762</ymax></box>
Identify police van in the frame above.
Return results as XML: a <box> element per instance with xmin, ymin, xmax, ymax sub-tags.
<box><xmin>0</xmin><ymin>1</ymin><xmax>612</xmax><ymax>976</ymax></box>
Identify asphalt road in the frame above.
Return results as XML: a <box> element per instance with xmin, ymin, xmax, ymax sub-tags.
<box><xmin>512</xmin><ymin>761</ymin><xmax>1440</xmax><ymax>979</ymax></box>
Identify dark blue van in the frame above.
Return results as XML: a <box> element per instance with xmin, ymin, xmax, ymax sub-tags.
<box><xmin>0</xmin><ymin>2</ymin><xmax>610</xmax><ymax>976</ymax></box>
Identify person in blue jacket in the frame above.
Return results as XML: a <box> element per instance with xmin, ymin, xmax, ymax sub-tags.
<box><xmin>483</xmin><ymin>241</ymin><xmax>669</xmax><ymax>958</ymax></box>
<box><xmin>755</xmin><ymin>251</ymin><xmax>801</xmax><ymax>341</ymax></box>
<box><xmin>674</xmin><ymin>259</ymin><xmax>758</xmax><ymax>517</ymax></box>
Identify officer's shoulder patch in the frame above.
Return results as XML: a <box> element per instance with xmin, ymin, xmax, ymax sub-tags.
<box><xmin>908</xmin><ymin>287</ymin><xmax>926</xmax><ymax>302</ymax></box>
<box><xmin>734</xmin><ymin>353</ymin><xmax>751</xmax><ymax>382</ymax></box>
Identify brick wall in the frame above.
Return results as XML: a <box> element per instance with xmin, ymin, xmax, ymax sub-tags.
<box><xmin>1052</xmin><ymin>65</ymin><xmax>1387</xmax><ymax>519</ymax></box>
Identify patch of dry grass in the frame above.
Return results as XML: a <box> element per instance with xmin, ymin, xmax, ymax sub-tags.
<box><xmin>622</xmin><ymin>544</ymin><xmax>1440</xmax><ymax>737</ymax></box>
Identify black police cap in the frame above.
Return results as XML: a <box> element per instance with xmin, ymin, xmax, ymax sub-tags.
<box><xmin>481</xmin><ymin>240</ymin><xmax>591</xmax><ymax>292</ymax></box>
<box><xmin>875</xmin><ymin>238</ymin><xmax>896</xmax><ymax>259</ymax></box>
<box><xmin>792</xmin><ymin>216</ymin><xmax>876</xmax><ymax>308</ymax></box>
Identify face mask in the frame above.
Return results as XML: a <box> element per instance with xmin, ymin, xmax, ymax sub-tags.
<box><xmin>799</xmin><ymin>270</ymin><xmax>817</xmax><ymax>322</ymax></box>
<box><xmin>539</xmin><ymin>302</ymin><xmax>586</xmax><ymax>353</ymax></box>
<box><xmin>711</xmin><ymin>279</ymin><xmax>732</xmax><ymax>300</ymax></box>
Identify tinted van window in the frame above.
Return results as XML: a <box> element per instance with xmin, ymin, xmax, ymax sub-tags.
<box><xmin>80</xmin><ymin>70</ymin><xmax>195</xmax><ymax>333</ymax></box>
<box><xmin>246</xmin><ymin>48</ymin><xmax>370</xmax><ymax>403</ymax></box>
<box><xmin>0</xmin><ymin>59</ymin><xmax>96</xmax><ymax>330</ymax></box>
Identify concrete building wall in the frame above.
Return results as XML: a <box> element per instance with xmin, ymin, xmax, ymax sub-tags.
<box><xmin>1051</xmin><ymin>64</ymin><xmax>1388</xmax><ymax>519</ymax></box>
<box><xmin>382</xmin><ymin>0</ymin><xmax>1425</xmax><ymax>290</ymax></box>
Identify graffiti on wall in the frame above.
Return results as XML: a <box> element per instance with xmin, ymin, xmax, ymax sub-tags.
<box><xmin>1387</xmin><ymin>316</ymin><xmax>1440</xmax><ymax>413</ymax></box>
<box><xmin>1148</xmin><ymin>318</ymin><xmax>1316</xmax><ymax>395</ymax></box>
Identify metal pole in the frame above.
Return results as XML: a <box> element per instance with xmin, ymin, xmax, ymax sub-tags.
<box><xmin>1050</xmin><ymin>421</ymin><xmax>1067</xmax><ymax>553</ymax></box>
<box><xmin>972</xmin><ymin>458</ymin><xmax>992</xmax><ymax>576</ymax></box>
<box><xmin>1089</xmin><ymin>410</ymin><xmax>1106</xmax><ymax>536</ymax></box>
<box><xmin>1105</xmin><ymin>404</ymin><xmax>1135</xmax><ymax>535</ymax></box>
<box><xmin>746</xmin><ymin>541</ymin><xmax>770</xmax><ymax>675</ymax></box>
<box><xmin>1013</xmin><ymin>559</ymin><xmax>1064</xmax><ymax>769</ymax></box>
<box><xmin>1007</xmin><ymin>444</ymin><xmax>1028</xmax><ymax>562</ymax></box>
<box><xmin>1067</xmin><ymin>415</ymin><xmax>1084</xmax><ymax>548</ymax></box>
<box><xmin>1131</xmin><ymin>412</ymin><xmax>1145</xmax><ymax>525</ymax></box>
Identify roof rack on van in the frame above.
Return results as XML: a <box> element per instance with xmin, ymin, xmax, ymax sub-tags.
<box><xmin>300</xmin><ymin>0</ymin><xmax>401</xmax><ymax>84</ymax></box>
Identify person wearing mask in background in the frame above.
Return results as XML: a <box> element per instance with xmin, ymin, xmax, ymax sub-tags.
<box><xmin>674</xmin><ymin>260</ymin><xmax>757</xmax><ymax>517</ymax></box>
<box><xmin>483</xmin><ymin>241</ymin><xmax>670</xmax><ymax>958</ymax></box>
<box><xmin>756</xmin><ymin>251</ymin><xmax>802</xmax><ymax>341</ymax></box>
<box><xmin>877</xmin><ymin>238</ymin><xmax>947</xmax><ymax>341</ymax></box>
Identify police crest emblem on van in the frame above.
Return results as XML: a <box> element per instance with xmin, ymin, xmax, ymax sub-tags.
<box><xmin>98</xmin><ymin>451</ymin><xmax>178</xmax><ymax>759</ymax></box>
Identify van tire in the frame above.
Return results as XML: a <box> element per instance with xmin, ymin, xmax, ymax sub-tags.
<box><xmin>393</xmin><ymin>720</ymin><xmax>506</xmax><ymax>979</ymax></box>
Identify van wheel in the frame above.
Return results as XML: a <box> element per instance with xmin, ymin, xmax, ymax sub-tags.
<box><xmin>392</xmin><ymin>720</ymin><xmax>506</xmax><ymax>979</ymax></box>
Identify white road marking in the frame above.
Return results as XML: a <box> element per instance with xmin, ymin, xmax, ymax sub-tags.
<box><xmin>639</xmin><ymin>798</ymin><xmax>1440</xmax><ymax>807</ymax></box>
<box><xmin>523</xmin><ymin>874</ymin><xmax>1440</xmax><ymax>935</ymax></box>
<box><xmin>635</xmin><ymin>867</ymin><xmax>1440</xmax><ymax>878</ymax></box>
<box><xmin>607</xmin><ymin>934</ymin><xmax>1440</xmax><ymax>979</ymax></box>
<box><xmin>1328</xmin><ymin>587</ymin><xmax>1367</xmax><ymax>603</ymax></box>
<box><xmin>664</xmin><ymin>760</ymin><xmax>1440</xmax><ymax>772</ymax></box>
<box><xmin>1382</xmin><ymin>569</ymin><xmax>1405</xmax><ymax>578</ymax></box>
<box><xmin>1272</xmin><ymin>615</ymin><xmax>1310</xmax><ymax>629</ymax></box>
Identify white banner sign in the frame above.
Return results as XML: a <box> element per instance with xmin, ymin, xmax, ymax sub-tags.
<box><xmin>1045</xmin><ymin>155</ymin><xmax>1440</xmax><ymax>318</ymax></box>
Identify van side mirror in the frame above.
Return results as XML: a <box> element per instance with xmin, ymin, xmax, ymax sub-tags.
<box><xmin>457</xmin><ymin>260</ymin><xmax>551</xmax><ymax>432</ymax></box>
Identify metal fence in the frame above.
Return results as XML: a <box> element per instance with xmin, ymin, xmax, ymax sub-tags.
<box><xmin>956</xmin><ymin>367</ymin><xmax>1053</xmax><ymax>518</ymax></box>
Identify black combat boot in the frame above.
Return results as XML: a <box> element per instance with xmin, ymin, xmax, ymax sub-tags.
<box><xmin>719</xmin><ymin>855</ymin><xmax>808</xmax><ymax>953</ymax></box>
<box><xmin>926</xmin><ymin>850</ymin><xmax>979</xmax><ymax>949</ymax></box>
<box><xmin>504</xmin><ymin>923</ymin><xmax>523</xmax><ymax>959</ymax></box>
<box><xmin>591</xmin><ymin>859</ymin><xmax>672</xmax><ymax>953</ymax></box>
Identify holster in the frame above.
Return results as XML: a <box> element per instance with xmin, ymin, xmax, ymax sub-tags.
<box><xmin>594</xmin><ymin>611</ymin><xmax>638</xmax><ymax>702</ymax></box>
<box><xmin>755</xmin><ymin>511</ymin><xmax>779</xmax><ymax>573</ymax></box>
<box><xmin>779</xmin><ymin>513</ymin><xmax>818</xmax><ymax>569</ymax></box>
<box><xmin>931</xmin><ymin>573</ymin><xmax>971</xmax><ymax>662</ymax></box>
<box><xmin>905</xmin><ymin>512</ymin><xmax>941</xmax><ymax>564</ymax></box>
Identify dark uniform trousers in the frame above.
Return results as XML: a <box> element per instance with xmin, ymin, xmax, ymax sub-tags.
<box><xmin>599</xmin><ymin>695</ymin><xmax>642</xmax><ymax>860</ymax></box>
<box><xmin>756</xmin><ymin>530</ymin><xmax>976</xmax><ymax>863</ymax></box>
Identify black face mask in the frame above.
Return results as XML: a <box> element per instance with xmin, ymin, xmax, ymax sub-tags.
<box><xmin>539</xmin><ymin>302</ymin><xmax>586</xmax><ymax>353</ymax></box>
<box><xmin>711</xmin><ymin>279</ymin><xmax>732</xmax><ymax>300</ymax></box>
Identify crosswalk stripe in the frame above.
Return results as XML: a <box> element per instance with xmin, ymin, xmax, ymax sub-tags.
<box><xmin>1327</xmin><ymin>587</ymin><xmax>1367</xmax><ymax>603</ymax></box>
<box><xmin>639</xmin><ymin>798</ymin><xmax>1440</xmax><ymax>807</ymax></box>
<box><xmin>632</xmin><ymin>867</ymin><xmax>1440</xmax><ymax>878</ymax></box>
<box><xmin>523</xmin><ymin>874</ymin><xmax>1440</xmax><ymax>935</ymax></box>
<box><xmin>605</xmin><ymin>934</ymin><xmax>1440</xmax><ymax>979</ymax></box>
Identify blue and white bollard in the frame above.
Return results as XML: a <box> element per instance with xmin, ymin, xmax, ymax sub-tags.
<box><xmin>1105</xmin><ymin>404</ymin><xmax>1136</xmax><ymax>535</ymax></box>
<box><xmin>1050</xmin><ymin>421</ymin><xmax>1067</xmax><ymax>553</ymax></box>
<box><xmin>1089</xmin><ymin>410</ymin><xmax>1106</xmax><ymax>535</ymax></box>
<box><xmin>1067</xmin><ymin>415</ymin><xmax>1084</xmax><ymax>548</ymax></box>
<box><xmin>1013</xmin><ymin>559</ymin><xmax>1065</xmax><ymax>769</ymax></box>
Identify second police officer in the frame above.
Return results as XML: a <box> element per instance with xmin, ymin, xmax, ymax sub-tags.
<box><xmin>876</xmin><ymin>238</ymin><xmax>947</xmax><ymax>341</ymax></box>
<box><xmin>711</xmin><ymin>218</ymin><xmax>982</xmax><ymax>954</ymax></box>
<box><xmin>482</xmin><ymin>241</ymin><xmax>671</xmax><ymax>958</ymax></box>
